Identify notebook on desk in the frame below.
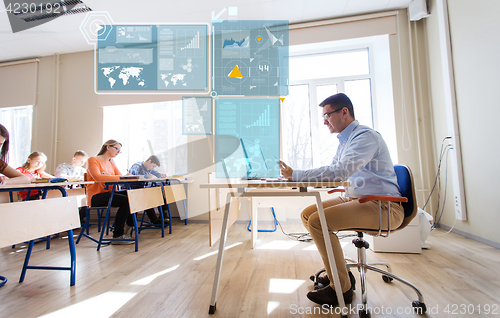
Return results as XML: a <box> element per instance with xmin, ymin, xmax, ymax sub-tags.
<box><xmin>31</xmin><ymin>178</ymin><xmax>68</xmax><ymax>183</ymax></box>
<box><xmin>31</xmin><ymin>178</ymin><xmax>52</xmax><ymax>183</ymax></box>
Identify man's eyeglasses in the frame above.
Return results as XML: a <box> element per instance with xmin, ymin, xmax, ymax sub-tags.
<box><xmin>322</xmin><ymin>107</ymin><xmax>344</xmax><ymax>120</ymax></box>
<box><xmin>111</xmin><ymin>146</ymin><xmax>121</xmax><ymax>153</ymax></box>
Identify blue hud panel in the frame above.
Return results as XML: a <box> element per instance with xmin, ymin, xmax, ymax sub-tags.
<box><xmin>213</xmin><ymin>20</ymin><xmax>289</xmax><ymax>97</ymax></box>
<box><xmin>182</xmin><ymin>97</ymin><xmax>213</xmax><ymax>135</ymax></box>
<box><xmin>97</xmin><ymin>24</ymin><xmax>208</xmax><ymax>93</ymax></box>
<box><xmin>215</xmin><ymin>98</ymin><xmax>280</xmax><ymax>178</ymax></box>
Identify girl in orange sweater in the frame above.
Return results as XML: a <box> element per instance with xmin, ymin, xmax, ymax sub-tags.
<box><xmin>86</xmin><ymin>140</ymin><xmax>134</xmax><ymax>243</ymax></box>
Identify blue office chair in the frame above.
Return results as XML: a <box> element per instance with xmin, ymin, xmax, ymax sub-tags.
<box><xmin>322</xmin><ymin>165</ymin><xmax>426</xmax><ymax>317</ymax></box>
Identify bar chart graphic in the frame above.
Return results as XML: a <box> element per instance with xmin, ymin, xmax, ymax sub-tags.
<box><xmin>245</xmin><ymin>105</ymin><xmax>271</xmax><ymax>128</ymax></box>
<box><xmin>177</xmin><ymin>30</ymin><xmax>202</xmax><ymax>57</ymax></box>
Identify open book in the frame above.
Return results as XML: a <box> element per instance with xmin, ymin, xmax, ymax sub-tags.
<box><xmin>31</xmin><ymin>177</ymin><xmax>68</xmax><ymax>183</ymax></box>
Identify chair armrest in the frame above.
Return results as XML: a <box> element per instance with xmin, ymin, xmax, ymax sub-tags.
<box><xmin>327</xmin><ymin>189</ymin><xmax>346</xmax><ymax>194</ymax></box>
<box><xmin>358</xmin><ymin>195</ymin><xmax>408</xmax><ymax>204</ymax></box>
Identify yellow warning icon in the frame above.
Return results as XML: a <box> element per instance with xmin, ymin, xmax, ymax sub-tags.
<box><xmin>280</xmin><ymin>97</ymin><xmax>285</xmax><ymax>103</ymax></box>
<box><xmin>257</xmin><ymin>37</ymin><xmax>262</xmax><ymax>42</ymax></box>
<box><xmin>228</xmin><ymin>65</ymin><xmax>243</xmax><ymax>78</ymax></box>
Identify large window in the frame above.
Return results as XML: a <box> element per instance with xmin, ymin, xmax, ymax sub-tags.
<box><xmin>103</xmin><ymin>101</ymin><xmax>187</xmax><ymax>175</ymax></box>
<box><xmin>283</xmin><ymin>35</ymin><xmax>397</xmax><ymax>169</ymax></box>
<box><xmin>0</xmin><ymin>105</ymin><xmax>33</xmax><ymax>168</ymax></box>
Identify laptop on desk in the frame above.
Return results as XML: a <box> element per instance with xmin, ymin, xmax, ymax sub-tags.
<box><xmin>239</xmin><ymin>138</ymin><xmax>281</xmax><ymax>181</ymax></box>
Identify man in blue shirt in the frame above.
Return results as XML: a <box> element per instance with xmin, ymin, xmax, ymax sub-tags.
<box><xmin>128</xmin><ymin>155</ymin><xmax>168</xmax><ymax>225</ymax></box>
<box><xmin>280</xmin><ymin>93</ymin><xmax>404</xmax><ymax>307</ymax></box>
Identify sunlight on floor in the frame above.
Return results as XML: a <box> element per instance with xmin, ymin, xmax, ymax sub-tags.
<box><xmin>269</xmin><ymin>278</ymin><xmax>305</xmax><ymax>294</ymax></box>
<box><xmin>302</xmin><ymin>240</ymin><xmax>349</xmax><ymax>251</ymax></box>
<box><xmin>193</xmin><ymin>242</ymin><xmax>243</xmax><ymax>261</ymax></box>
<box><xmin>256</xmin><ymin>240</ymin><xmax>300</xmax><ymax>250</ymax></box>
<box><xmin>130</xmin><ymin>265</ymin><xmax>180</xmax><ymax>285</ymax></box>
<box><xmin>38</xmin><ymin>291</ymin><xmax>136</xmax><ymax>318</ymax></box>
<box><xmin>302</xmin><ymin>244</ymin><xmax>318</xmax><ymax>251</ymax></box>
<box><xmin>267</xmin><ymin>301</ymin><xmax>280</xmax><ymax>314</ymax></box>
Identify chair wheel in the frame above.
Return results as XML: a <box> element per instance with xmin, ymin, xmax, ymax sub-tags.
<box><xmin>382</xmin><ymin>275</ymin><xmax>393</xmax><ymax>283</ymax></box>
<box><xmin>359</xmin><ymin>309</ymin><xmax>371</xmax><ymax>318</ymax></box>
<box><xmin>412</xmin><ymin>301</ymin><xmax>427</xmax><ymax>314</ymax></box>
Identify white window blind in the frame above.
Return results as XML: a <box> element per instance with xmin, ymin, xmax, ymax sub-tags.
<box><xmin>0</xmin><ymin>59</ymin><xmax>38</xmax><ymax>108</ymax></box>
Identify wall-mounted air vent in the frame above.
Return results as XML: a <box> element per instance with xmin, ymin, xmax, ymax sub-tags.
<box><xmin>5</xmin><ymin>0</ymin><xmax>93</xmax><ymax>32</ymax></box>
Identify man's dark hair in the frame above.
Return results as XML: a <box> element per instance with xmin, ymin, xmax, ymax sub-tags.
<box><xmin>319</xmin><ymin>93</ymin><xmax>355</xmax><ymax>118</ymax></box>
<box><xmin>146</xmin><ymin>155</ymin><xmax>161</xmax><ymax>167</ymax></box>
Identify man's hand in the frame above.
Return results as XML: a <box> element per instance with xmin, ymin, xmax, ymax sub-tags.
<box><xmin>279</xmin><ymin>160</ymin><xmax>293</xmax><ymax>181</ymax></box>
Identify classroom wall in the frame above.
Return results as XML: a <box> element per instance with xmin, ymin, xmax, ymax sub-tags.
<box><xmin>424</xmin><ymin>0</ymin><xmax>500</xmax><ymax>245</ymax></box>
<box><xmin>31</xmin><ymin>8</ymin><xmax>494</xmax><ymax>239</ymax></box>
<box><xmin>26</xmin><ymin>10</ymin><xmax>431</xmax><ymax>224</ymax></box>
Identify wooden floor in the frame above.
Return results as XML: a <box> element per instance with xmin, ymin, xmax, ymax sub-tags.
<box><xmin>1</xmin><ymin>221</ymin><xmax>500</xmax><ymax>318</ymax></box>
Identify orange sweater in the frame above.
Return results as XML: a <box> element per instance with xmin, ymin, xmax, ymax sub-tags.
<box><xmin>86</xmin><ymin>157</ymin><xmax>122</xmax><ymax>205</ymax></box>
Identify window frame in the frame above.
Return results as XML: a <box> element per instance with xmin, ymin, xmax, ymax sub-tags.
<box><xmin>287</xmin><ymin>43</ymin><xmax>377</xmax><ymax>168</ymax></box>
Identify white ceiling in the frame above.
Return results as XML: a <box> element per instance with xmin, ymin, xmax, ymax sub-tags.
<box><xmin>0</xmin><ymin>0</ymin><xmax>413</xmax><ymax>63</ymax></box>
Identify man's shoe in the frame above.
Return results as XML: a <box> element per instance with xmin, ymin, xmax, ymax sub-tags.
<box><xmin>111</xmin><ymin>234</ymin><xmax>135</xmax><ymax>245</ymax></box>
<box><xmin>307</xmin><ymin>285</ymin><xmax>353</xmax><ymax>307</ymax></box>
<box><xmin>317</xmin><ymin>271</ymin><xmax>356</xmax><ymax>290</ymax></box>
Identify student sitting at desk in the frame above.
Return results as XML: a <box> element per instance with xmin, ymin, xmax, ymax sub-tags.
<box><xmin>86</xmin><ymin>140</ymin><xmax>134</xmax><ymax>244</ymax></box>
<box><xmin>128</xmin><ymin>155</ymin><xmax>167</xmax><ymax>178</ymax></box>
<box><xmin>280</xmin><ymin>93</ymin><xmax>403</xmax><ymax>307</ymax></box>
<box><xmin>16</xmin><ymin>151</ymin><xmax>54</xmax><ymax>200</ymax></box>
<box><xmin>0</xmin><ymin>124</ymin><xmax>30</xmax><ymax>185</ymax></box>
<box><xmin>128</xmin><ymin>155</ymin><xmax>169</xmax><ymax>226</ymax></box>
<box><xmin>55</xmin><ymin>150</ymin><xmax>89</xmax><ymax>181</ymax></box>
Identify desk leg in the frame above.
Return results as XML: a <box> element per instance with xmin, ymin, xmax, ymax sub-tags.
<box><xmin>133</xmin><ymin>214</ymin><xmax>139</xmax><ymax>252</ymax></box>
<box><xmin>251</xmin><ymin>198</ymin><xmax>258</xmax><ymax>248</ymax></box>
<box><xmin>67</xmin><ymin>229</ymin><xmax>76</xmax><ymax>286</ymax></box>
<box><xmin>209</xmin><ymin>192</ymin><xmax>233</xmax><ymax>314</ymax></box>
<box><xmin>314</xmin><ymin>193</ymin><xmax>347</xmax><ymax>316</ymax></box>
<box><xmin>19</xmin><ymin>240</ymin><xmax>35</xmax><ymax>283</ymax></box>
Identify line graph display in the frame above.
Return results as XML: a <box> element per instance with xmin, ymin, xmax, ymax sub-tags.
<box><xmin>213</xmin><ymin>20</ymin><xmax>289</xmax><ymax>97</ymax></box>
<box><xmin>223</xmin><ymin>37</ymin><xmax>250</xmax><ymax>49</ymax></box>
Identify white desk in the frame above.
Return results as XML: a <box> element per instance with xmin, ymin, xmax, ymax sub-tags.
<box><xmin>200</xmin><ymin>180</ymin><xmax>350</xmax><ymax>315</ymax></box>
<box><xmin>0</xmin><ymin>181</ymin><xmax>89</xmax><ymax>286</ymax></box>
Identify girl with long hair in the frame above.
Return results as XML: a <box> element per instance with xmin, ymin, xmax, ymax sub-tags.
<box><xmin>85</xmin><ymin>140</ymin><xmax>134</xmax><ymax>244</ymax></box>
<box><xmin>16</xmin><ymin>151</ymin><xmax>54</xmax><ymax>200</ymax></box>
<box><xmin>0</xmin><ymin>124</ymin><xmax>30</xmax><ymax>186</ymax></box>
